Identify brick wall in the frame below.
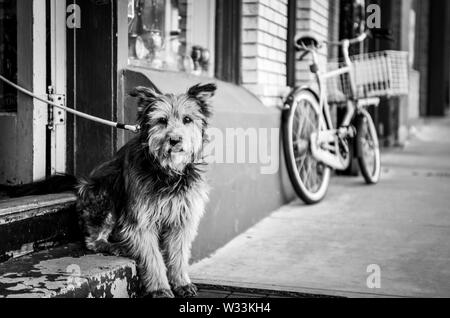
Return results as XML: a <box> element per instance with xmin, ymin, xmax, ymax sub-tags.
<box><xmin>242</xmin><ymin>0</ymin><xmax>290</xmax><ymax>107</ymax></box>
<box><xmin>295</xmin><ymin>0</ymin><xmax>330</xmax><ymax>87</ymax></box>
<box><xmin>241</xmin><ymin>0</ymin><xmax>340</xmax><ymax>106</ymax></box>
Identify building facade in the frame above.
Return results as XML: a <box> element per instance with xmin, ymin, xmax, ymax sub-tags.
<box><xmin>0</xmin><ymin>0</ymin><xmax>449</xmax><ymax>260</ymax></box>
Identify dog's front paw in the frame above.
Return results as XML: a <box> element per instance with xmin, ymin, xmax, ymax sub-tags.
<box><xmin>173</xmin><ymin>283</ymin><xmax>198</xmax><ymax>298</ymax></box>
<box><xmin>109</xmin><ymin>245</ymin><xmax>129</xmax><ymax>257</ymax></box>
<box><xmin>150</xmin><ymin>289</ymin><xmax>175</xmax><ymax>298</ymax></box>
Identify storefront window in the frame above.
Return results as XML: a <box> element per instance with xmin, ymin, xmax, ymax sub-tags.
<box><xmin>0</xmin><ymin>0</ymin><xmax>17</xmax><ymax>113</ymax></box>
<box><xmin>128</xmin><ymin>0</ymin><xmax>214</xmax><ymax>77</ymax></box>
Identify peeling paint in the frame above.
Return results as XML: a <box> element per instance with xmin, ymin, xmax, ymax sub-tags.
<box><xmin>0</xmin><ymin>244</ymin><xmax>140</xmax><ymax>298</ymax></box>
<box><xmin>110</xmin><ymin>278</ymin><xmax>128</xmax><ymax>298</ymax></box>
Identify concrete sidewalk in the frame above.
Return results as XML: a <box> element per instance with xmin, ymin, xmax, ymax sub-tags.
<box><xmin>190</xmin><ymin>118</ymin><xmax>450</xmax><ymax>298</ymax></box>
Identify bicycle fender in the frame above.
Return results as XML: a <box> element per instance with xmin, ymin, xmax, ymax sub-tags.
<box><xmin>284</xmin><ymin>86</ymin><xmax>320</xmax><ymax>110</ymax></box>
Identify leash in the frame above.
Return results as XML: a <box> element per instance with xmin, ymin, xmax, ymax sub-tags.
<box><xmin>0</xmin><ymin>74</ymin><xmax>140</xmax><ymax>133</ymax></box>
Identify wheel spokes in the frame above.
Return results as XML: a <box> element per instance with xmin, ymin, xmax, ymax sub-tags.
<box><xmin>292</xmin><ymin>100</ymin><xmax>325</xmax><ymax>193</ymax></box>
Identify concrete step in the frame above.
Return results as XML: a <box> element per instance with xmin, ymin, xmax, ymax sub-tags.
<box><xmin>0</xmin><ymin>243</ymin><xmax>140</xmax><ymax>298</ymax></box>
<box><xmin>0</xmin><ymin>242</ymin><xmax>311</xmax><ymax>299</ymax></box>
<box><xmin>0</xmin><ymin>194</ymin><xmax>80</xmax><ymax>262</ymax></box>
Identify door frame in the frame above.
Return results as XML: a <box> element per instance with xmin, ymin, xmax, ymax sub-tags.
<box><xmin>14</xmin><ymin>0</ymin><xmax>47</xmax><ymax>184</ymax></box>
<box><xmin>49</xmin><ymin>0</ymin><xmax>67</xmax><ymax>175</ymax></box>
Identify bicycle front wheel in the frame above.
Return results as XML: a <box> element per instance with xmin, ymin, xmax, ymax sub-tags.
<box><xmin>356</xmin><ymin>109</ymin><xmax>381</xmax><ymax>184</ymax></box>
<box><xmin>283</xmin><ymin>90</ymin><xmax>331</xmax><ymax>205</ymax></box>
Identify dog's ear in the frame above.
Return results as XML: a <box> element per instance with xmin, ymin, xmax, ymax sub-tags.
<box><xmin>129</xmin><ymin>86</ymin><xmax>160</xmax><ymax>118</ymax></box>
<box><xmin>188</xmin><ymin>83</ymin><xmax>217</xmax><ymax>119</ymax></box>
<box><xmin>188</xmin><ymin>83</ymin><xmax>217</xmax><ymax>102</ymax></box>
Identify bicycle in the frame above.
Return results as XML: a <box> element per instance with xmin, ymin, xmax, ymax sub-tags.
<box><xmin>282</xmin><ymin>29</ymin><xmax>409</xmax><ymax>205</ymax></box>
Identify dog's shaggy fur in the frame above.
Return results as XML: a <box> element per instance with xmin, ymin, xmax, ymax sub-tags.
<box><xmin>1</xmin><ymin>83</ymin><xmax>216</xmax><ymax>298</ymax></box>
<box><xmin>77</xmin><ymin>83</ymin><xmax>216</xmax><ymax>298</ymax></box>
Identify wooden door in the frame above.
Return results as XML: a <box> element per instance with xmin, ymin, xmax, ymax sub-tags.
<box><xmin>66</xmin><ymin>0</ymin><xmax>117</xmax><ymax>176</ymax></box>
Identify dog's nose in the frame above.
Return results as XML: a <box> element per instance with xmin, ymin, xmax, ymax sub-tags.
<box><xmin>169</xmin><ymin>136</ymin><xmax>183</xmax><ymax>146</ymax></box>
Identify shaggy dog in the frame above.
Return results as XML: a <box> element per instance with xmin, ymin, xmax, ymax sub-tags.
<box><xmin>79</xmin><ymin>83</ymin><xmax>216</xmax><ymax>298</ymax></box>
<box><xmin>3</xmin><ymin>83</ymin><xmax>216</xmax><ymax>298</ymax></box>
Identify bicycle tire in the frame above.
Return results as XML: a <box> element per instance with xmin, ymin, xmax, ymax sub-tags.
<box><xmin>356</xmin><ymin>109</ymin><xmax>381</xmax><ymax>184</ymax></box>
<box><xmin>283</xmin><ymin>89</ymin><xmax>331</xmax><ymax>205</ymax></box>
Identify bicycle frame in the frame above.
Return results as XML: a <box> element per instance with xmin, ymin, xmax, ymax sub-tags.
<box><xmin>305</xmin><ymin>40</ymin><xmax>380</xmax><ymax>170</ymax></box>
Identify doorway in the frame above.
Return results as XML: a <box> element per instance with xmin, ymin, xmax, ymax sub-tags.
<box><xmin>0</xmin><ymin>0</ymin><xmax>66</xmax><ymax>188</ymax></box>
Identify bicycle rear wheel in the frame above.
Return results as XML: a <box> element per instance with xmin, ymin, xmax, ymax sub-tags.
<box><xmin>283</xmin><ymin>90</ymin><xmax>331</xmax><ymax>205</ymax></box>
<box><xmin>356</xmin><ymin>109</ymin><xmax>381</xmax><ymax>184</ymax></box>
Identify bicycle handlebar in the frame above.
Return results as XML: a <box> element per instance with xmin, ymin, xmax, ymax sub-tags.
<box><xmin>296</xmin><ymin>28</ymin><xmax>393</xmax><ymax>52</ymax></box>
<box><xmin>324</xmin><ymin>30</ymin><xmax>370</xmax><ymax>47</ymax></box>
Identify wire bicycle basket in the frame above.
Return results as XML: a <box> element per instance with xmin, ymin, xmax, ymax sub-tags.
<box><xmin>326</xmin><ymin>50</ymin><xmax>409</xmax><ymax>103</ymax></box>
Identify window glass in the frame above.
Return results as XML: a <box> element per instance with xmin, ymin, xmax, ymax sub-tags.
<box><xmin>0</xmin><ymin>0</ymin><xmax>17</xmax><ymax>113</ymax></box>
<box><xmin>128</xmin><ymin>0</ymin><xmax>213</xmax><ymax>76</ymax></box>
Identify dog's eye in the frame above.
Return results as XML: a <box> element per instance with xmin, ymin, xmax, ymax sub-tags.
<box><xmin>158</xmin><ymin>118</ymin><xmax>168</xmax><ymax>126</ymax></box>
<box><xmin>183</xmin><ymin>116</ymin><xmax>193</xmax><ymax>125</ymax></box>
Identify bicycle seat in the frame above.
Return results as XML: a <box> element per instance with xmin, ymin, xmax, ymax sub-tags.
<box><xmin>294</xmin><ymin>33</ymin><xmax>321</xmax><ymax>51</ymax></box>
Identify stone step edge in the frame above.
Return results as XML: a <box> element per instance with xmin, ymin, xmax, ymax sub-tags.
<box><xmin>0</xmin><ymin>243</ymin><xmax>140</xmax><ymax>298</ymax></box>
<box><xmin>0</xmin><ymin>193</ymin><xmax>76</xmax><ymax>225</ymax></box>
<box><xmin>0</xmin><ymin>194</ymin><xmax>80</xmax><ymax>262</ymax></box>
